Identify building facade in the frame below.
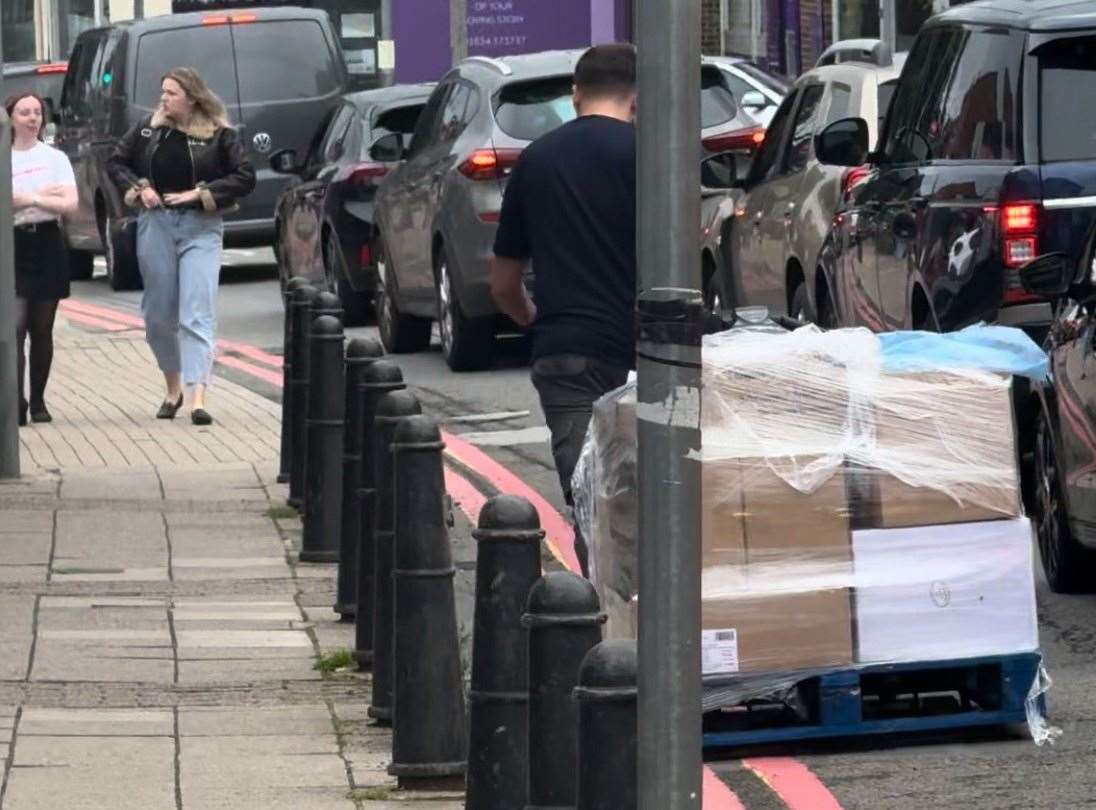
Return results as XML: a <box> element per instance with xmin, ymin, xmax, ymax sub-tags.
<box><xmin>2</xmin><ymin>0</ymin><xmax>172</xmax><ymax>63</ymax></box>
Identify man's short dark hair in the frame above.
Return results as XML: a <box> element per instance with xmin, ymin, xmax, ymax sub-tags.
<box><xmin>574</xmin><ymin>44</ymin><xmax>636</xmax><ymax>99</ymax></box>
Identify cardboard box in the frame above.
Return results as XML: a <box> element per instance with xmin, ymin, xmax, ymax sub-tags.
<box><xmin>852</xmin><ymin>518</ymin><xmax>1039</xmax><ymax>664</ymax></box>
<box><xmin>700</xmin><ymin>589</ymin><xmax>854</xmax><ymax>675</ymax></box>
<box><xmin>857</xmin><ymin>372</ymin><xmax>1021</xmax><ymax>528</ymax></box>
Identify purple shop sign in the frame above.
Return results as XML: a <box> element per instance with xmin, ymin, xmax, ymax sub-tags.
<box><xmin>467</xmin><ymin>0</ymin><xmax>593</xmax><ymax>57</ymax></box>
<box><xmin>392</xmin><ymin>0</ymin><xmax>453</xmax><ymax>83</ymax></box>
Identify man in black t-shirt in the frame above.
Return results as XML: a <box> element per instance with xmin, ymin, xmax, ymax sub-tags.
<box><xmin>491</xmin><ymin>44</ymin><xmax>637</xmax><ymax>577</ymax></box>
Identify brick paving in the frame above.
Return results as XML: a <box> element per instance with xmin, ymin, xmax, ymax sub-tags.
<box><xmin>0</xmin><ymin>317</ymin><xmax>469</xmax><ymax>810</ymax></box>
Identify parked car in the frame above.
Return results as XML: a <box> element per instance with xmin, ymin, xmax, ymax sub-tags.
<box><xmin>724</xmin><ymin>41</ymin><xmax>904</xmax><ymax>324</ymax></box>
<box><xmin>815</xmin><ymin>3</ymin><xmax>1096</xmax><ymax>340</ymax></box>
<box><xmin>1017</xmin><ymin>241</ymin><xmax>1096</xmax><ymax>592</ymax></box>
<box><xmin>55</xmin><ymin>7</ymin><xmax>347</xmax><ymax>290</ymax></box>
<box><xmin>701</xmin><ymin>154</ymin><xmax>741</xmax><ymax>319</ymax></box>
<box><xmin>706</xmin><ymin>56</ymin><xmax>789</xmax><ymax>127</ymax></box>
<box><xmin>374</xmin><ymin>49</ymin><xmax>757</xmax><ymax>370</ymax></box>
<box><xmin>3</xmin><ymin>61</ymin><xmax>67</xmax><ymax>143</ymax></box>
<box><xmin>271</xmin><ymin>83</ymin><xmax>433</xmax><ymax>325</ymax></box>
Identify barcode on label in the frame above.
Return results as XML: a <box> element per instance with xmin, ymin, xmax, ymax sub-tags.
<box><xmin>701</xmin><ymin>628</ymin><xmax>739</xmax><ymax>675</ymax></box>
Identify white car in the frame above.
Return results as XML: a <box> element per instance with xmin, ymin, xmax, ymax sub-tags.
<box><xmin>707</xmin><ymin>56</ymin><xmax>789</xmax><ymax>127</ymax></box>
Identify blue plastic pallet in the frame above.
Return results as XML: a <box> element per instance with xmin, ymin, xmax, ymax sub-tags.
<box><xmin>702</xmin><ymin>653</ymin><xmax>1042</xmax><ymax>749</ymax></box>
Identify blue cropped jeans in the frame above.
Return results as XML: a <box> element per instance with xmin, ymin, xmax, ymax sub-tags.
<box><xmin>136</xmin><ymin>208</ymin><xmax>223</xmax><ymax>387</ymax></box>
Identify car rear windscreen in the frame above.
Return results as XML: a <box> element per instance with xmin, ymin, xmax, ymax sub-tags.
<box><xmin>135</xmin><ymin>25</ymin><xmax>236</xmax><ymax>110</ymax></box>
<box><xmin>493</xmin><ymin>76</ymin><xmax>576</xmax><ymax>141</ymax></box>
<box><xmin>702</xmin><ymin>66</ymin><xmax>738</xmax><ymax>129</ymax></box>
<box><xmin>735</xmin><ymin>61</ymin><xmax>791</xmax><ymax>96</ymax></box>
<box><xmin>1039</xmin><ymin>35</ymin><xmax>1096</xmax><ymax>162</ymax></box>
<box><xmin>3</xmin><ymin>71</ymin><xmax>65</xmax><ymax>118</ymax></box>
<box><xmin>232</xmin><ymin>20</ymin><xmax>341</xmax><ymax>103</ymax></box>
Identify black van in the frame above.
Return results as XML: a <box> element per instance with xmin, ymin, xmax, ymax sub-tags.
<box><xmin>56</xmin><ymin>7</ymin><xmax>348</xmax><ymax>290</ymax></box>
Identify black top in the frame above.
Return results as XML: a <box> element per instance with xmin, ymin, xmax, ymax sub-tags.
<box><xmin>494</xmin><ymin>115</ymin><xmax>637</xmax><ymax>367</ymax></box>
<box><xmin>150</xmin><ymin>129</ymin><xmax>194</xmax><ymax>196</ymax></box>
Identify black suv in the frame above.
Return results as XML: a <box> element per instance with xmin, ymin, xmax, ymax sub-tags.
<box><xmin>816</xmin><ymin>0</ymin><xmax>1096</xmax><ymax>343</ymax></box>
<box><xmin>56</xmin><ymin>7</ymin><xmax>347</xmax><ymax>290</ymax></box>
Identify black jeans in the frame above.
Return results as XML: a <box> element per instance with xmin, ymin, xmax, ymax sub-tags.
<box><xmin>531</xmin><ymin>354</ymin><xmax>630</xmax><ymax>577</ymax></box>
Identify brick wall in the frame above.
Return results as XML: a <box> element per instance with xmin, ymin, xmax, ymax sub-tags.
<box><xmin>701</xmin><ymin>0</ymin><xmax>722</xmax><ymax>54</ymax></box>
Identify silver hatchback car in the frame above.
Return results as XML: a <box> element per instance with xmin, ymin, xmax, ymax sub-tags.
<box><xmin>726</xmin><ymin>40</ymin><xmax>905</xmax><ymax>324</ymax></box>
<box><xmin>374</xmin><ymin>50</ymin><xmax>756</xmax><ymax>370</ymax></box>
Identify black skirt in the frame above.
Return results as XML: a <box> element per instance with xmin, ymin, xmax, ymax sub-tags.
<box><xmin>14</xmin><ymin>220</ymin><xmax>70</xmax><ymax>301</ymax></box>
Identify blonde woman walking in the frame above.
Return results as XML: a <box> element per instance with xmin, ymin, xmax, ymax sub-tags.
<box><xmin>107</xmin><ymin>67</ymin><xmax>255</xmax><ymax>425</ymax></box>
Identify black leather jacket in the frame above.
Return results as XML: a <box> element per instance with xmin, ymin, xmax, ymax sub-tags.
<box><xmin>107</xmin><ymin>110</ymin><xmax>255</xmax><ymax>213</ymax></box>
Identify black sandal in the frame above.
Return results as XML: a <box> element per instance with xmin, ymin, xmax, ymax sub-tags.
<box><xmin>191</xmin><ymin>408</ymin><xmax>213</xmax><ymax>426</ymax></box>
<box><xmin>29</xmin><ymin>404</ymin><xmax>52</xmax><ymax>423</ymax></box>
<box><xmin>156</xmin><ymin>393</ymin><xmax>184</xmax><ymax>419</ymax></box>
<box><xmin>18</xmin><ymin>399</ymin><xmax>27</xmax><ymax>427</ymax></box>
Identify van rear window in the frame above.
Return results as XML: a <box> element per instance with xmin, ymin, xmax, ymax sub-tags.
<box><xmin>135</xmin><ymin>26</ymin><xmax>235</xmax><ymax>110</ymax></box>
<box><xmin>1039</xmin><ymin>36</ymin><xmax>1096</xmax><ymax>162</ymax></box>
<box><xmin>493</xmin><ymin>77</ymin><xmax>576</xmax><ymax>142</ymax></box>
<box><xmin>232</xmin><ymin>20</ymin><xmax>341</xmax><ymax>103</ymax></box>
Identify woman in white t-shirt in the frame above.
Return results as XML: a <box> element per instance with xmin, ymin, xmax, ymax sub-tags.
<box><xmin>7</xmin><ymin>92</ymin><xmax>78</xmax><ymax>426</ymax></box>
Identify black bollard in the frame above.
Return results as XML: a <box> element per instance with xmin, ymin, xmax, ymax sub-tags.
<box><xmin>278</xmin><ymin>276</ymin><xmax>309</xmax><ymax>484</ymax></box>
<box><xmin>353</xmin><ymin>360</ymin><xmax>406</xmax><ymax>669</ymax></box>
<box><xmin>300</xmin><ymin>313</ymin><xmax>345</xmax><ymax>563</ymax></box>
<box><xmin>465</xmin><ymin>495</ymin><xmax>544</xmax><ymax>810</ymax></box>
<box><xmin>389</xmin><ymin>414</ymin><xmax>467</xmax><ymax>787</ymax></box>
<box><xmin>334</xmin><ymin>336</ymin><xmax>385</xmax><ymax>619</ymax></box>
<box><xmin>295</xmin><ymin>291</ymin><xmax>343</xmax><ymax>515</ymax></box>
<box><xmin>575</xmin><ymin>640</ymin><xmax>637</xmax><ymax>810</ymax></box>
<box><xmin>522</xmin><ymin>571</ymin><xmax>606</xmax><ymax>810</ymax></box>
<box><xmin>367</xmin><ymin>389</ymin><xmax>422</xmax><ymax>723</ymax></box>
<box><xmin>287</xmin><ymin>284</ymin><xmax>318</xmax><ymax>509</ymax></box>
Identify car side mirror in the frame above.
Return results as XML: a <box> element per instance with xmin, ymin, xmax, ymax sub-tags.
<box><xmin>740</xmin><ymin>90</ymin><xmax>768</xmax><ymax>110</ymax></box>
<box><xmin>1019</xmin><ymin>252</ymin><xmax>1075</xmax><ymax>299</ymax></box>
<box><xmin>370</xmin><ymin>132</ymin><xmax>405</xmax><ymax>163</ymax></box>
<box><xmin>701</xmin><ymin>152</ymin><xmax>738</xmax><ymax>191</ymax></box>
<box><xmin>269</xmin><ymin>148</ymin><xmax>300</xmax><ymax>175</ymax></box>
<box><xmin>815</xmin><ymin>117</ymin><xmax>869</xmax><ymax>167</ymax></box>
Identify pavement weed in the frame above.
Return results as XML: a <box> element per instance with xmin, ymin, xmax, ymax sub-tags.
<box><xmin>350</xmin><ymin>786</ymin><xmax>392</xmax><ymax>800</ymax></box>
<box><xmin>314</xmin><ymin>648</ymin><xmax>354</xmax><ymax>674</ymax></box>
<box><xmin>265</xmin><ymin>504</ymin><xmax>298</xmax><ymax>520</ymax></box>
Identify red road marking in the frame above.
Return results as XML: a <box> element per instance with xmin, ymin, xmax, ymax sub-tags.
<box><xmin>704</xmin><ymin>767</ymin><xmax>747</xmax><ymax>810</ymax></box>
<box><xmin>64</xmin><ymin>297</ymin><xmax>850</xmax><ymax>810</ymax></box>
<box><xmin>215</xmin><ymin>354</ymin><xmax>284</xmax><ymax>387</ymax></box>
<box><xmin>440</xmin><ymin>430</ymin><xmax>580</xmax><ymax>573</ymax></box>
<box><xmin>743</xmin><ymin>758</ymin><xmax>844</xmax><ymax>810</ymax></box>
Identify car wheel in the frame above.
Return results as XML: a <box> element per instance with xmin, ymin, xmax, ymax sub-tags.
<box><xmin>99</xmin><ymin>208</ymin><xmax>142</xmax><ymax>292</ymax></box>
<box><xmin>326</xmin><ymin>233</ymin><xmax>371</xmax><ymax>327</ymax></box>
<box><xmin>815</xmin><ymin>277</ymin><xmax>839</xmax><ymax>330</ymax></box>
<box><xmin>435</xmin><ymin>246</ymin><xmax>494</xmax><ymax>372</ymax></box>
<box><xmin>790</xmin><ymin>281</ymin><xmax>812</xmax><ymax>322</ymax></box>
<box><xmin>1034</xmin><ymin>410</ymin><xmax>1096</xmax><ymax>593</ymax></box>
<box><xmin>68</xmin><ymin>248</ymin><xmax>95</xmax><ymax>281</ymax></box>
<box><xmin>374</xmin><ymin>243</ymin><xmax>430</xmax><ymax>354</ymax></box>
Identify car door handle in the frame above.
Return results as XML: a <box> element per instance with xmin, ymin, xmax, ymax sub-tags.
<box><xmin>861</xmin><ymin>201</ymin><xmax>881</xmax><ymax>215</ymax></box>
<box><xmin>909</xmin><ymin>196</ymin><xmax>929</xmax><ymax>211</ymax></box>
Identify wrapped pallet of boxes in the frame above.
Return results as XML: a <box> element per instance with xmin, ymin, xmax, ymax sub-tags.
<box><xmin>573</xmin><ymin>323</ymin><xmax>1042</xmax><ymax>687</ymax></box>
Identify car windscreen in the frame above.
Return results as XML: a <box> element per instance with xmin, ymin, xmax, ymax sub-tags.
<box><xmin>1038</xmin><ymin>35</ymin><xmax>1096</xmax><ymax>162</ymax></box>
<box><xmin>232</xmin><ymin>20</ymin><xmax>341</xmax><ymax>103</ymax></box>
<box><xmin>3</xmin><ymin>71</ymin><xmax>66</xmax><ymax>118</ymax></box>
<box><xmin>877</xmin><ymin>78</ymin><xmax>898</xmax><ymax>134</ymax></box>
<box><xmin>366</xmin><ymin>102</ymin><xmax>426</xmax><ymax>156</ymax></box>
<box><xmin>493</xmin><ymin>76</ymin><xmax>576</xmax><ymax>142</ymax></box>
<box><xmin>702</xmin><ymin>66</ymin><xmax>739</xmax><ymax>129</ymax></box>
<box><xmin>735</xmin><ymin>62</ymin><xmax>790</xmax><ymax>96</ymax></box>
<box><xmin>134</xmin><ymin>25</ymin><xmax>236</xmax><ymax>110</ymax></box>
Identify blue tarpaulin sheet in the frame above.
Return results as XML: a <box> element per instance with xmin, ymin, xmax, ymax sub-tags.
<box><xmin>877</xmin><ymin>324</ymin><xmax>1049</xmax><ymax>381</ymax></box>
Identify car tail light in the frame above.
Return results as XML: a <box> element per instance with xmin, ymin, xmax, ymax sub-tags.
<box><xmin>359</xmin><ymin>243</ymin><xmax>373</xmax><ymax>267</ymax></box>
<box><xmin>702</xmin><ymin>125</ymin><xmax>766</xmax><ymax>153</ymax></box>
<box><xmin>458</xmin><ymin>148</ymin><xmax>523</xmax><ymax>181</ymax></box>
<box><xmin>478</xmin><ymin>212</ymin><xmax>501</xmax><ymax>223</ymax></box>
<box><xmin>348</xmin><ymin>163</ymin><xmax>389</xmax><ymax>186</ymax></box>
<box><xmin>1000</xmin><ymin>203</ymin><xmax>1039</xmax><ymax>269</ymax></box>
<box><xmin>35</xmin><ymin>63</ymin><xmax>67</xmax><ymax>75</ymax></box>
<box><xmin>841</xmin><ymin>165</ymin><xmax>870</xmax><ymax>198</ymax></box>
